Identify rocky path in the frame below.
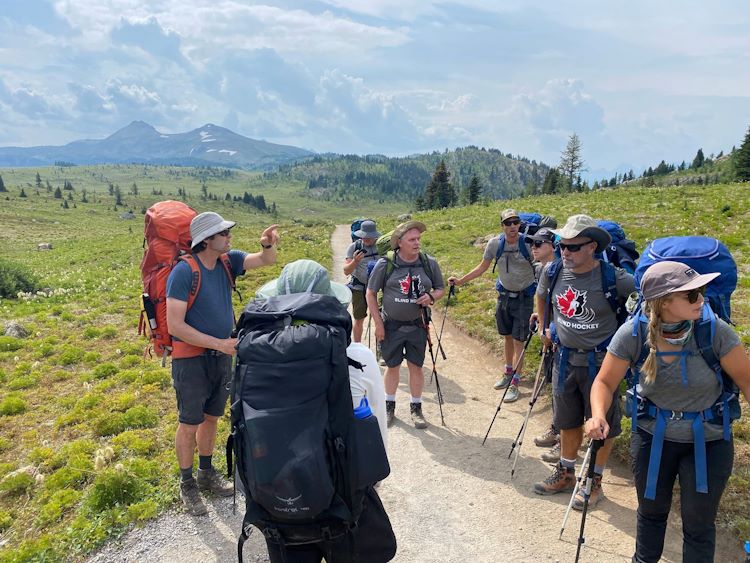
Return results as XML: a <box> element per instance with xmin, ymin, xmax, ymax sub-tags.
<box><xmin>87</xmin><ymin>226</ymin><xmax>741</xmax><ymax>563</ymax></box>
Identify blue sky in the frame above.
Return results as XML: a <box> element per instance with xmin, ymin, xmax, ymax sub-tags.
<box><xmin>1</xmin><ymin>0</ymin><xmax>749</xmax><ymax>179</ymax></box>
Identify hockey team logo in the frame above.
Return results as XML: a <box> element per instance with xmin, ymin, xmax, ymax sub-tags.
<box><xmin>555</xmin><ymin>285</ymin><xmax>597</xmax><ymax>325</ymax></box>
<box><xmin>395</xmin><ymin>273</ymin><xmax>423</xmax><ymax>303</ymax></box>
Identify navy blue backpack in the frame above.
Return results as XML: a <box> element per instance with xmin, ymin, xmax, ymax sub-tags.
<box><xmin>596</xmin><ymin>220</ymin><xmax>639</xmax><ymax>274</ymax></box>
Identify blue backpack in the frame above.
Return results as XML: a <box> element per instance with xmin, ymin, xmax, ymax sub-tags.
<box><xmin>628</xmin><ymin>236</ymin><xmax>740</xmax><ymax>500</ymax></box>
<box><xmin>596</xmin><ymin>220</ymin><xmax>639</xmax><ymax>274</ymax></box>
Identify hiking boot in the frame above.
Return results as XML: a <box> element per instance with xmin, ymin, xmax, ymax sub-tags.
<box><xmin>503</xmin><ymin>383</ymin><xmax>519</xmax><ymax>403</ymax></box>
<box><xmin>541</xmin><ymin>441</ymin><xmax>561</xmax><ymax>463</ymax></box>
<box><xmin>180</xmin><ymin>478</ymin><xmax>208</xmax><ymax>516</ymax></box>
<box><xmin>410</xmin><ymin>403</ymin><xmax>428</xmax><ymax>429</ymax></box>
<box><xmin>572</xmin><ymin>474</ymin><xmax>604</xmax><ymax>511</ymax></box>
<box><xmin>534</xmin><ymin>425</ymin><xmax>560</xmax><ymax>448</ymax></box>
<box><xmin>197</xmin><ymin>468</ymin><xmax>233</xmax><ymax>497</ymax></box>
<box><xmin>385</xmin><ymin>400</ymin><xmax>396</xmax><ymax>427</ymax></box>
<box><xmin>533</xmin><ymin>462</ymin><xmax>576</xmax><ymax>495</ymax></box>
<box><xmin>493</xmin><ymin>367</ymin><xmax>515</xmax><ymax>390</ymax></box>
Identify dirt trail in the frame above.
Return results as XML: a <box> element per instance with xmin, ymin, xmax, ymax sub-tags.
<box><xmin>87</xmin><ymin>226</ymin><xmax>741</xmax><ymax>563</ymax></box>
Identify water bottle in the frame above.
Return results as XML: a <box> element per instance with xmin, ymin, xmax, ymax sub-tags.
<box><xmin>354</xmin><ymin>397</ymin><xmax>373</xmax><ymax>419</ymax></box>
<box><xmin>744</xmin><ymin>539</ymin><xmax>750</xmax><ymax>563</ymax></box>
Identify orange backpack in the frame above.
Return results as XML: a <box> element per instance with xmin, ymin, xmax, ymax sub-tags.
<box><xmin>138</xmin><ymin>201</ymin><xmax>236</xmax><ymax>363</ymax></box>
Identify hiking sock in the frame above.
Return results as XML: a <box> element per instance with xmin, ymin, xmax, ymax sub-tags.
<box><xmin>385</xmin><ymin>394</ymin><xmax>396</xmax><ymax>402</ymax></box>
<box><xmin>560</xmin><ymin>457</ymin><xmax>576</xmax><ymax>470</ymax></box>
<box><xmin>198</xmin><ymin>455</ymin><xmax>212</xmax><ymax>471</ymax></box>
<box><xmin>504</xmin><ymin>364</ymin><xmax>513</xmax><ymax>374</ymax></box>
<box><xmin>410</xmin><ymin>396</ymin><xmax>422</xmax><ymax>404</ymax></box>
<box><xmin>511</xmin><ymin>375</ymin><xmax>520</xmax><ymax>386</ymax></box>
<box><xmin>180</xmin><ymin>466</ymin><xmax>194</xmax><ymax>482</ymax></box>
<box><xmin>594</xmin><ymin>464</ymin><xmax>605</xmax><ymax>475</ymax></box>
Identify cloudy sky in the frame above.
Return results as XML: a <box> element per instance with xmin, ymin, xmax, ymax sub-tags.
<box><xmin>1</xmin><ymin>0</ymin><xmax>749</xmax><ymax>178</ymax></box>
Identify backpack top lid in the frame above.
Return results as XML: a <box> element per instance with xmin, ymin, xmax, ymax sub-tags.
<box><xmin>597</xmin><ymin>220</ymin><xmax>626</xmax><ymax>243</ymax></box>
<box><xmin>144</xmin><ymin>200</ymin><xmax>196</xmax><ymax>248</ymax></box>
<box><xmin>635</xmin><ymin>236</ymin><xmax>737</xmax><ymax>321</ymax></box>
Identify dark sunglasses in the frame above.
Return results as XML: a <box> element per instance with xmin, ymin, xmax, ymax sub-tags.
<box><xmin>558</xmin><ymin>240</ymin><xmax>593</xmax><ymax>253</ymax></box>
<box><xmin>503</xmin><ymin>219</ymin><xmax>521</xmax><ymax>226</ymax></box>
<box><xmin>679</xmin><ymin>287</ymin><xmax>706</xmax><ymax>304</ymax></box>
<box><xmin>531</xmin><ymin>240</ymin><xmax>551</xmax><ymax>248</ymax></box>
<box><xmin>215</xmin><ymin>229</ymin><xmax>231</xmax><ymax>237</ymax></box>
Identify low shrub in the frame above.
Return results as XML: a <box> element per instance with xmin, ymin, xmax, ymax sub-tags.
<box><xmin>91</xmin><ymin>363</ymin><xmax>118</xmax><ymax>379</ymax></box>
<box><xmin>127</xmin><ymin>499</ymin><xmax>158</xmax><ymax>522</ymax></box>
<box><xmin>0</xmin><ymin>336</ymin><xmax>24</xmax><ymax>352</ymax></box>
<box><xmin>58</xmin><ymin>345</ymin><xmax>85</xmax><ymax>366</ymax></box>
<box><xmin>0</xmin><ymin>470</ymin><xmax>34</xmax><ymax>495</ymax></box>
<box><xmin>84</xmin><ymin>468</ymin><xmax>147</xmax><ymax>512</ymax></box>
<box><xmin>0</xmin><ymin>395</ymin><xmax>27</xmax><ymax>416</ymax></box>
<box><xmin>38</xmin><ymin>489</ymin><xmax>82</xmax><ymax>525</ymax></box>
<box><xmin>0</xmin><ymin>256</ymin><xmax>40</xmax><ymax>298</ymax></box>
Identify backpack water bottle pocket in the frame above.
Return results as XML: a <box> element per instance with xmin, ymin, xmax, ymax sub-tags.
<box><xmin>348</xmin><ymin>416</ymin><xmax>390</xmax><ymax>489</ymax></box>
<box><xmin>240</xmin><ymin>396</ymin><xmax>334</xmax><ymax>520</ymax></box>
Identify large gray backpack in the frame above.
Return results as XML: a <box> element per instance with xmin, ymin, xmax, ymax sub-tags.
<box><xmin>227</xmin><ymin>292</ymin><xmax>392</xmax><ymax>562</ymax></box>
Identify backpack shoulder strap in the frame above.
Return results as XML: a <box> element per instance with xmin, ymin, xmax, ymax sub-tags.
<box><xmin>178</xmin><ymin>254</ymin><xmax>202</xmax><ymax>312</ymax></box>
<box><xmin>219</xmin><ymin>253</ymin><xmax>237</xmax><ymax>289</ymax></box>
<box><xmin>382</xmin><ymin>251</ymin><xmax>396</xmax><ymax>292</ymax></box>
<box><xmin>418</xmin><ymin>252</ymin><xmax>435</xmax><ymax>284</ymax></box>
<box><xmin>694</xmin><ymin>303</ymin><xmax>723</xmax><ymax>384</ymax></box>
<box><xmin>542</xmin><ymin>258</ymin><xmax>564</xmax><ymax>330</ymax></box>
<box><xmin>492</xmin><ymin>234</ymin><xmax>506</xmax><ymax>273</ymax></box>
<box><xmin>599</xmin><ymin>260</ymin><xmax>621</xmax><ymax>319</ymax></box>
<box><xmin>518</xmin><ymin>233</ymin><xmax>532</xmax><ymax>262</ymax></box>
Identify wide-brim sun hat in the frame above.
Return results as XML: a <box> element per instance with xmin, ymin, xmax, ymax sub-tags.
<box><xmin>553</xmin><ymin>214</ymin><xmax>611</xmax><ymax>254</ymax></box>
<box><xmin>256</xmin><ymin>259</ymin><xmax>352</xmax><ymax>306</ymax></box>
<box><xmin>389</xmin><ymin>220</ymin><xmax>426</xmax><ymax>250</ymax></box>
<box><xmin>640</xmin><ymin>260</ymin><xmax>721</xmax><ymax>300</ymax></box>
<box><xmin>190</xmin><ymin>211</ymin><xmax>236</xmax><ymax>249</ymax></box>
<box><xmin>353</xmin><ymin>220</ymin><xmax>381</xmax><ymax>240</ymax></box>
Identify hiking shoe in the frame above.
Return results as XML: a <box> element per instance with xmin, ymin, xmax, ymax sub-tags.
<box><xmin>541</xmin><ymin>441</ymin><xmax>561</xmax><ymax>463</ymax></box>
<box><xmin>534</xmin><ymin>425</ymin><xmax>560</xmax><ymax>448</ymax></box>
<box><xmin>410</xmin><ymin>403</ymin><xmax>428</xmax><ymax>429</ymax></box>
<box><xmin>533</xmin><ymin>462</ymin><xmax>576</xmax><ymax>495</ymax></box>
<box><xmin>180</xmin><ymin>478</ymin><xmax>208</xmax><ymax>516</ymax></box>
<box><xmin>493</xmin><ymin>369</ymin><xmax>514</xmax><ymax>390</ymax></box>
<box><xmin>385</xmin><ymin>400</ymin><xmax>396</xmax><ymax>427</ymax></box>
<box><xmin>572</xmin><ymin>474</ymin><xmax>604</xmax><ymax>511</ymax></box>
<box><xmin>503</xmin><ymin>383</ymin><xmax>520</xmax><ymax>403</ymax></box>
<box><xmin>197</xmin><ymin>468</ymin><xmax>233</xmax><ymax>497</ymax></box>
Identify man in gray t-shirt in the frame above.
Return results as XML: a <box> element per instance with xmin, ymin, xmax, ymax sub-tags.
<box><xmin>532</xmin><ymin>214</ymin><xmax>634</xmax><ymax>510</ymax></box>
<box><xmin>367</xmin><ymin>221</ymin><xmax>445</xmax><ymax>430</ymax></box>
<box><xmin>343</xmin><ymin>220</ymin><xmax>381</xmax><ymax>343</ymax></box>
<box><xmin>448</xmin><ymin>208</ymin><xmax>535</xmax><ymax>402</ymax></box>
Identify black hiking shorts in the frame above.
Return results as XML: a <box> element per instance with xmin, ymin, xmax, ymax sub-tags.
<box><xmin>172</xmin><ymin>352</ymin><xmax>232</xmax><ymax>425</ymax></box>
<box><xmin>495</xmin><ymin>292</ymin><xmax>533</xmax><ymax>341</ymax></box>
<box><xmin>381</xmin><ymin>322</ymin><xmax>427</xmax><ymax>368</ymax></box>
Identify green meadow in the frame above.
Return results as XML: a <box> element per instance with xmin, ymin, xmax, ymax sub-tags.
<box><xmin>0</xmin><ymin>166</ymin><xmax>749</xmax><ymax>560</ymax></box>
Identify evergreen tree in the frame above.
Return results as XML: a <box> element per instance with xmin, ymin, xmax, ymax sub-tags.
<box><xmin>0</xmin><ymin>174</ymin><xmax>6</xmax><ymax>192</ymax></box>
<box><xmin>62</xmin><ymin>199</ymin><xmax>69</xmax><ymax>209</ymax></box>
<box><xmin>81</xmin><ymin>189</ymin><xmax>88</xmax><ymax>203</ymax></box>
<box><xmin>558</xmin><ymin>133</ymin><xmax>585</xmax><ymax>191</ymax></box>
<box><xmin>467</xmin><ymin>174</ymin><xmax>482</xmax><ymax>204</ymax></box>
<box><xmin>131</xmin><ymin>182</ymin><xmax>138</xmax><ymax>196</ymax></box>
<box><xmin>19</xmin><ymin>188</ymin><xmax>27</xmax><ymax>198</ymax></box>
<box><xmin>35</xmin><ymin>172</ymin><xmax>42</xmax><ymax>188</ymax></box>
<box><xmin>423</xmin><ymin>160</ymin><xmax>455</xmax><ymax>209</ymax></box>
<box><xmin>691</xmin><ymin>148</ymin><xmax>705</xmax><ymax>169</ymax></box>
<box><xmin>541</xmin><ymin>168</ymin><xmax>560</xmax><ymax>194</ymax></box>
<box><xmin>733</xmin><ymin>126</ymin><xmax>750</xmax><ymax>182</ymax></box>
<box><xmin>54</xmin><ymin>186</ymin><xmax>62</xmax><ymax>199</ymax></box>
<box><xmin>114</xmin><ymin>185</ymin><xmax>123</xmax><ymax>206</ymax></box>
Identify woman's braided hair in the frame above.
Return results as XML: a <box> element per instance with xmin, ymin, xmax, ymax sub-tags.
<box><xmin>641</xmin><ymin>296</ymin><xmax>672</xmax><ymax>383</ymax></box>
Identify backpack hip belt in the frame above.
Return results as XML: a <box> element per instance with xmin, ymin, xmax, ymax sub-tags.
<box><xmin>627</xmin><ymin>391</ymin><xmax>735</xmax><ymax>500</ymax></box>
<box><xmin>553</xmin><ymin>335</ymin><xmax>611</xmax><ymax>393</ymax></box>
<box><xmin>171</xmin><ymin>340</ymin><xmax>208</xmax><ymax>359</ymax></box>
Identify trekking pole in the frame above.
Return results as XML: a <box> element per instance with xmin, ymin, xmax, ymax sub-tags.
<box><xmin>481</xmin><ymin>320</ymin><xmax>537</xmax><ymax>446</ymax></box>
<box><xmin>421</xmin><ymin>306</ymin><xmax>445</xmax><ymax>426</ymax></box>
<box><xmin>509</xmin><ymin>346</ymin><xmax>552</xmax><ymax>477</ymax></box>
<box><xmin>432</xmin><ymin>284</ymin><xmax>455</xmax><ymax>361</ymax></box>
<box><xmin>575</xmin><ymin>439</ymin><xmax>604</xmax><ymax>563</ymax></box>
<box><xmin>559</xmin><ymin>439</ymin><xmax>595</xmax><ymax>539</ymax></box>
<box><xmin>366</xmin><ymin>314</ymin><xmax>372</xmax><ymax>349</ymax></box>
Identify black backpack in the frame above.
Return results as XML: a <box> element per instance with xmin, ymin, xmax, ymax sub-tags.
<box><xmin>227</xmin><ymin>292</ymin><xmax>393</xmax><ymax>562</ymax></box>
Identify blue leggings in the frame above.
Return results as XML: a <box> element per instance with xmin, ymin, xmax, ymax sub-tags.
<box><xmin>630</xmin><ymin>429</ymin><xmax>733</xmax><ymax>563</ymax></box>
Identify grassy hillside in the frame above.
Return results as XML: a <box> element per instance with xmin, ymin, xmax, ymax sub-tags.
<box><xmin>0</xmin><ymin>178</ymin><xmax>749</xmax><ymax>559</ymax></box>
<box><xmin>393</xmin><ymin>182</ymin><xmax>750</xmax><ymax>542</ymax></box>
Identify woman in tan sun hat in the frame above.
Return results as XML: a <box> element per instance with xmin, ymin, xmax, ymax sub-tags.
<box><xmin>586</xmin><ymin>260</ymin><xmax>750</xmax><ymax>562</ymax></box>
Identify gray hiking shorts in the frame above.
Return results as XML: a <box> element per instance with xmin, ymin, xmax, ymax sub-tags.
<box><xmin>495</xmin><ymin>291</ymin><xmax>534</xmax><ymax>341</ymax></box>
<box><xmin>381</xmin><ymin>321</ymin><xmax>427</xmax><ymax>368</ymax></box>
<box><xmin>172</xmin><ymin>352</ymin><xmax>232</xmax><ymax>425</ymax></box>
<box><xmin>552</xmin><ymin>351</ymin><xmax>622</xmax><ymax>437</ymax></box>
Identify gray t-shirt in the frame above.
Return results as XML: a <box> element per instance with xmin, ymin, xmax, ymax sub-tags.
<box><xmin>368</xmin><ymin>253</ymin><xmax>444</xmax><ymax>321</ymax></box>
<box><xmin>536</xmin><ymin>262</ymin><xmax>635</xmax><ymax>352</ymax></box>
<box><xmin>483</xmin><ymin>236</ymin><xmax>535</xmax><ymax>292</ymax></box>
<box><xmin>608</xmin><ymin>317</ymin><xmax>740</xmax><ymax>443</ymax></box>
<box><xmin>345</xmin><ymin>242</ymin><xmax>379</xmax><ymax>290</ymax></box>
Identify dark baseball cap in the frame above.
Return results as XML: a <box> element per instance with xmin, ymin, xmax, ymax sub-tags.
<box><xmin>527</xmin><ymin>227</ymin><xmax>556</xmax><ymax>244</ymax></box>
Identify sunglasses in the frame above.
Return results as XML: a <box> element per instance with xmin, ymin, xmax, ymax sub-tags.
<box><xmin>677</xmin><ymin>287</ymin><xmax>706</xmax><ymax>304</ymax></box>
<box><xmin>531</xmin><ymin>241</ymin><xmax>551</xmax><ymax>248</ymax></box>
<box><xmin>558</xmin><ymin>240</ymin><xmax>593</xmax><ymax>253</ymax></box>
<box><xmin>503</xmin><ymin>219</ymin><xmax>521</xmax><ymax>226</ymax></box>
<box><xmin>215</xmin><ymin>229</ymin><xmax>231</xmax><ymax>237</ymax></box>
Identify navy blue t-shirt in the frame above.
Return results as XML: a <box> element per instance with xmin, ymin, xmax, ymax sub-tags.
<box><xmin>166</xmin><ymin>250</ymin><xmax>247</xmax><ymax>339</ymax></box>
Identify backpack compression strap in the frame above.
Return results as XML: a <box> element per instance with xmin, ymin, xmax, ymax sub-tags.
<box><xmin>492</xmin><ymin>233</ymin><xmax>532</xmax><ymax>274</ymax></box>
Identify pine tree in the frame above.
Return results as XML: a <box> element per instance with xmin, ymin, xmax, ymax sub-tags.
<box><xmin>541</xmin><ymin>168</ymin><xmax>560</xmax><ymax>194</ymax></box>
<box><xmin>81</xmin><ymin>189</ymin><xmax>88</xmax><ymax>203</ymax></box>
<box><xmin>0</xmin><ymin>174</ymin><xmax>6</xmax><ymax>192</ymax></box>
<box><xmin>131</xmin><ymin>182</ymin><xmax>138</xmax><ymax>196</ymax></box>
<box><xmin>114</xmin><ymin>185</ymin><xmax>123</xmax><ymax>206</ymax></box>
<box><xmin>558</xmin><ymin>133</ymin><xmax>585</xmax><ymax>191</ymax></box>
<box><xmin>423</xmin><ymin>160</ymin><xmax>455</xmax><ymax>209</ymax></box>
<box><xmin>691</xmin><ymin>148</ymin><xmax>705</xmax><ymax>169</ymax></box>
<box><xmin>54</xmin><ymin>187</ymin><xmax>62</xmax><ymax>199</ymax></box>
<box><xmin>733</xmin><ymin>126</ymin><xmax>750</xmax><ymax>182</ymax></box>
<box><xmin>35</xmin><ymin>172</ymin><xmax>42</xmax><ymax>188</ymax></box>
<box><xmin>19</xmin><ymin>188</ymin><xmax>27</xmax><ymax>198</ymax></box>
<box><xmin>467</xmin><ymin>174</ymin><xmax>482</xmax><ymax>204</ymax></box>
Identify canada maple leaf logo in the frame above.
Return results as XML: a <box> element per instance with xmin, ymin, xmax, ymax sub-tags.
<box><xmin>398</xmin><ymin>273</ymin><xmax>422</xmax><ymax>296</ymax></box>
<box><xmin>556</xmin><ymin>286</ymin><xmax>586</xmax><ymax>318</ymax></box>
